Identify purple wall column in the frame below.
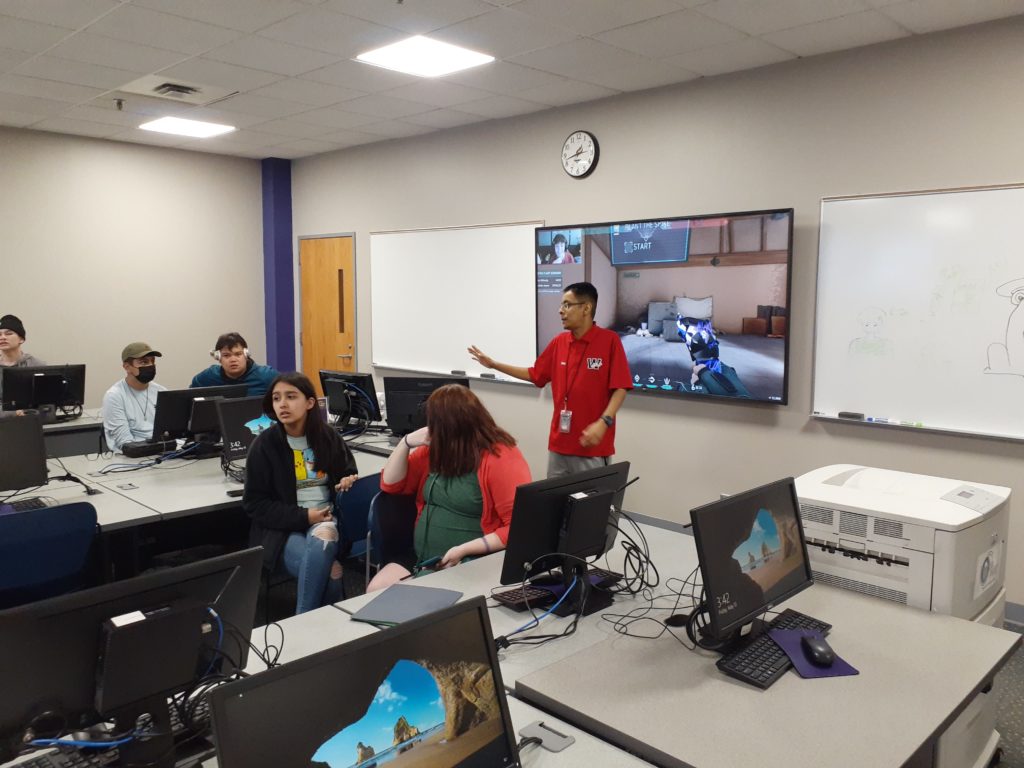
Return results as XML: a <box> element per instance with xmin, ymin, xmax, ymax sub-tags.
<box><xmin>262</xmin><ymin>158</ymin><xmax>295</xmax><ymax>371</ymax></box>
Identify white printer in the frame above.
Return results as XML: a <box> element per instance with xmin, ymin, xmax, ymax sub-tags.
<box><xmin>794</xmin><ymin>465</ymin><xmax>1010</xmax><ymax>768</ymax></box>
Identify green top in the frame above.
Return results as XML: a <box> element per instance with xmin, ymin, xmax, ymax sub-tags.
<box><xmin>413</xmin><ymin>470</ymin><xmax>483</xmax><ymax>567</ymax></box>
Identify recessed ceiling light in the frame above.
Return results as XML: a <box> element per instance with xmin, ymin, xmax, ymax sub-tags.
<box><xmin>356</xmin><ymin>36</ymin><xmax>494</xmax><ymax>78</ymax></box>
<box><xmin>139</xmin><ymin>116</ymin><xmax>235</xmax><ymax>138</ymax></box>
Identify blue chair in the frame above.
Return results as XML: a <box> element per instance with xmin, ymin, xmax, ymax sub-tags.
<box><xmin>365</xmin><ymin>491</ymin><xmax>418</xmax><ymax>583</ymax></box>
<box><xmin>336</xmin><ymin>473</ymin><xmax>382</xmax><ymax>583</ymax></box>
<box><xmin>0</xmin><ymin>501</ymin><xmax>98</xmax><ymax>609</ymax></box>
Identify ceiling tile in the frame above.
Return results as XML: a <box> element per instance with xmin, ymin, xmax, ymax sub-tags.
<box><xmin>404</xmin><ymin>107</ymin><xmax>485</xmax><ymax>128</ymax></box>
<box><xmin>513</xmin><ymin>78</ymin><xmax>620</xmax><ymax>106</ymax></box>
<box><xmin>0</xmin><ymin>47</ymin><xmax>32</xmax><ymax>73</ymax></box>
<box><xmin>321</xmin><ymin>0</ymin><xmax>493</xmax><ymax>34</ymax></box>
<box><xmin>258</xmin><ymin>8</ymin><xmax>400</xmax><ymax>57</ymax></box>
<box><xmin>48</xmin><ymin>32</ymin><xmax>187</xmax><ymax>72</ymax></box>
<box><xmin>203</xmin><ymin>36</ymin><xmax>338</xmax><ymax>76</ymax></box>
<box><xmin>178</xmin><ymin>105</ymin><xmax>275</xmax><ymax>127</ymax></box>
<box><xmin>262</xmin><ymin>137</ymin><xmax>348</xmax><ymax>157</ymax></box>
<box><xmin>510</xmin><ymin>0</ymin><xmax>684</xmax><ymax>36</ymax></box>
<box><xmin>337</xmin><ymin>93</ymin><xmax>432</xmax><ymax>118</ymax></box>
<box><xmin>0</xmin><ymin>0</ymin><xmax>120</xmax><ymax>29</ymax></box>
<box><xmin>317</xmin><ymin>126</ymin><xmax>381</xmax><ymax>145</ymax></box>
<box><xmin>87</xmin><ymin>5</ymin><xmax>241</xmax><ymax>55</ymax></box>
<box><xmin>0</xmin><ymin>15</ymin><xmax>70</xmax><ymax>53</ymax></box>
<box><xmin>433</xmin><ymin>7</ymin><xmax>578</xmax><ymax>58</ymax></box>
<box><xmin>209</xmin><ymin>92</ymin><xmax>312</xmax><ymax>118</ymax></box>
<box><xmin>0</xmin><ymin>73</ymin><xmax>103</xmax><ymax>103</ymax></box>
<box><xmin>132</xmin><ymin>0</ymin><xmax>309</xmax><ymax>34</ymax></box>
<box><xmin>59</xmin><ymin>103</ymin><xmax>154</xmax><ymax>127</ymax></box>
<box><xmin>878</xmin><ymin>0</ymin><xmax>1024</xmax><ymax>33</ymax></box>
<box><xmin>0</xmin><ymin>108</ymin><xmax>46</xmax><ymax>126</ymax></box>
<box><xmin>663</xmin><ymin>37</ymin><xmax>795</xmax><ymax>76</ymax></box>
<box><xmin>444</xmin><ymin>60</ymin><xmax>565</xmax><ymax>95</ymax></box>
<box><xmin>695</xmin><ymin>0</ymin><xmax>871</xmax><ymax>36</ymax></box>
<box><xmin>510</xmin><ymin>38</ymin><xmax>699</xmax><ymax>91</ymax></box>
<box><xmin>457</xmin><ymin>93</ymin><xmax>547</xmax><ymax>118</ymax></box>
<box><xmin>302</xmin><ymin>58</ymin><xmax>418</xmax><ymax>92</ymax></box>
<box><xmin>244</xmin><ymin>117</ymin><xmax>332</xmax><ymax>138</ymax></box>
<box><xmin>33</xmin><ymin>115</ymin><xmax>122</xmax><ymax>137</ymax></box>
<box><xmin>15</xmin><ymin>56</ymin><xmax>139</xmax><ymax>89</ymax></box>
<box><xmin>247</xmin><ymin>77</ymin><xmax>365</xmax><ymax>106</ymax></box>
<box><xmin>159</xmin><ymin>58</ymin><xmax>285</xmax><ymax>91</ymax></box>
<box><xmin>383</xmin><ymin>79</ymin><xmax>492</xmax><ymax>107</ymax></box>
<box><xmin>595</xmin><ymin>10</ymin><xmax>747</xmax><ymax>58</ymax></box>
<box><xmin>185</xmin><ymin>127</ymin><xmax>295</xmax><ymax>148</ymax></box>
<box><xmin>98</xmin><ymin>92</ymin><xmax>194</xmax><ymax>118</ymax></box>
<box><xmin>356</xmin><ymin>119</ymin><xmax>434</xmax><ymax>138</ymax></box>
<box><xmin>762</xmin><ymin>10</ymin><xmax>909</xmax><ymax>56</ymax></box>
<box><xmin>289</xmin><ymin>106</ymin><xmax>377</xmax><ymax>128</ymax></box>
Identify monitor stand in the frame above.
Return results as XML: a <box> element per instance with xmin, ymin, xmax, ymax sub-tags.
<box><xmin>549</xmin><ymin>564</ymin><xmax>615</xmax><ymax>618</ymax></box>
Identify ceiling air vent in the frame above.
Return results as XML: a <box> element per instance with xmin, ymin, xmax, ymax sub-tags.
<box><xmin>117</xmin><ymin>75</ymin><xmax>236</xmax><ymax>107</ymax></box>
<box><xmin>153</xmin><ymin>82</ymin><xmax>200</xmax><ymax>99</ymax></box>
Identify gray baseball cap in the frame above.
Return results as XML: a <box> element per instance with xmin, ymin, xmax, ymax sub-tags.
<box><xmin>121</xmin><ymin>342</ymin><xmax>163</xmax><ymax>362</ymax></box>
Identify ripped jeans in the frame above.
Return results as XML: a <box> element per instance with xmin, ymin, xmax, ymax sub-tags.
<box><xmin>281</xmin><ymin>521</ymin><xmax>343</xmax><ymax>614</ymax></box>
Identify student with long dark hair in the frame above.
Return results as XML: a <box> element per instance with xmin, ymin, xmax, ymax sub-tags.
<box><xmin>243</xmin><ymin>372</ymin><xmax>358</xmax><ymax>613</ymax></box>
<box><xmin>367</xmin><ymin>383</ymin><xmax>531</xmax><ymax>591</ymax></box>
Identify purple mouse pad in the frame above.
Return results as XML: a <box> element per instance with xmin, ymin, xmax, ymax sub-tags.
<box><xmin>769</xmin><ymin>628</ymin><xmax>859</xmax><ymax>679</ymax></box>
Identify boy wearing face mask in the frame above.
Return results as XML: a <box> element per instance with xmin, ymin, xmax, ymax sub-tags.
<box><xmin>102</xmin><ymin>342</ymin><xmax>167</xmax><ymax>452</ymax></box>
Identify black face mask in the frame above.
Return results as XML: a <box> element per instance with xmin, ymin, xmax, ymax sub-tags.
<box><xmin>135</xmin><ymin>365</ymin><xmax>156</xmax><ymax>384</ymax></box>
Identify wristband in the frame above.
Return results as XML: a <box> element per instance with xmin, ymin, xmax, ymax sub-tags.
<box><xmin>403</xmin><ymin>435</ymin><xmax>411</xmax><ymax>449</ymax></box>
<box><xmin>481</xmin><ymin>536</ymin><xmax>491</xmax><ymax>554</ymax></box>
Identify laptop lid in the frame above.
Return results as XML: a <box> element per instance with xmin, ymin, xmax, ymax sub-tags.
<box><xmin>209</xmin><ymin>597</ymin><xmax>521</xmax><ymax>768</ymax></box>
<box><xmin>215</xmin><ymin>396</ymin><xmax>271</xmax><ymax>462</ymax></box>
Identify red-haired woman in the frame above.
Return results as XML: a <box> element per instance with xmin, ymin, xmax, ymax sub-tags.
<box><xmin>367</xmin><ymin>383</ymin><xmax>531</xmax><ymax>591</ymax></box>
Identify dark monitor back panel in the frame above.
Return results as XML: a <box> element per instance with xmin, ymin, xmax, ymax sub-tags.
<box><xmin>153</xmin><ymin>385</ymin><xmax>248</xmax><ymax>441</ymax></box>
<box><xmin>1</xmin><ymin>364</ymin><xmax>86</xmax><ymax>411</ymax></box>
<box><xmin>499</xmin><ymin>462</ymin><xmax>630</xmax><ymax>586</ymax></box>
<box><xmin>319</xmin><ymin>370</ymin><xmax>382</xmax><ymax>422</ymax></box>
<box><xmin>0</xmin><ymin>414</ymin><xmax>47</xmax><ymax>492</ymax></box>
<box><xmin>382</xmin><ymin>376</ymin><xmax>469</xmax><ymax>436</ymax></box>
<box><xmin>217</xmin><ymin>397</ymin><xmax>272</xmax><ymax>461</ymax></box>
<box><xmin>690</xmin><ymin>477</ymin><xmax>813</xmax><ymax>640</ymax></box>
<box><xmin>209</xmin><ymin>598</ymin><xmax>520</xmax><ymax>768</ymax></box>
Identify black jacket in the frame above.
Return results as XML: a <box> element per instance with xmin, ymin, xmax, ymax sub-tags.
<box><xmin>243</xmin><ymin>423</ymin><xmax>358</xmax><ymax>571</ymax></box>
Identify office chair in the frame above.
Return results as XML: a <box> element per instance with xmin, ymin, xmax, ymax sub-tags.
<box><xmin>0</xmin><ymin>501</ymin><xmax>98</xmax><ymax>609</ymax></box>
<box><xmin>365</xmin><ymin>491</ymin><xmax>418</xmax><ymax>584</ymax></box>
<box><xmin>337</xmin><ymin>473</ymin><xmax>381</xmax><ymax>588</ymax></box>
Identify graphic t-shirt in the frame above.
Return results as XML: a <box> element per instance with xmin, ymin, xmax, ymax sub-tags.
<box><xmin>286</xmin><ymin>434</ymin><xmax>330</xmax><ymax>510</ymax></box>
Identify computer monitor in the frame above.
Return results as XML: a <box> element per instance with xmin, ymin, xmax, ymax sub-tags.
<box><xmin>153</xmin><ymin>385</ymin><xmax>248</xmax><ymax>441</ymax></box>
<box><xmin>499</xmin><ymin>462</ymin><xmax>631</xmax><ymax>615</ymax></box>
<box><xmin>209</xmin><ymin>597</ymin><xmax>521</xmax><ymax>768</ymax></box>
<box><xmin>0</xmin><ymin>547</ymin><xmax>262</xmax><ymax>767</ymax></box>
<box><xmin>318</xmin><ymin>369</ymin><xmax>382</xmax><ymax>424</ymax></box>
<box><xmin>0</xmin><ymin>415</ymin><xmax>47</xmax><ymax>493</ymax></box>
<box><xmin>383</xmin><ymin>376</ymin><xmax>470</xmax><ymax>436</ymax></box>
<box><xmin>690</xmin><ymin>477</ymin><xmax>814</xmax><ymax>644</ymax></box>
<box><xmin>1</xmin><ymin>364</ymin><xmax>86</xmax><ymax>418</ymax></box>
<box><xmin>216</xmin><ymin>396</ymin><xmax>272</xmax><ymax>462</ymax></box>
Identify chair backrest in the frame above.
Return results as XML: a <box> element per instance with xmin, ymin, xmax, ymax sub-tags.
<box><xmin>0</xmin><ymin>501</ymin><xmax>98</xmax><ymax>608</ymax></box>
<box><xmin>368</xmin><ymin>491</ymin><xmax>418</xmax><ymax>567</ymax></box>
<box><xmin>337</xmin><ymin>473</ymin><xmax>381</xmax><ymax>558</ymax></box>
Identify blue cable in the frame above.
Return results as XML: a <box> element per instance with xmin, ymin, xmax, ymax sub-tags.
<box><xmin>30</xmin><ymin>735</ymin><xmax>136</xmax><ymax>749</ymax></box>
<box><xmin>203</xmin><ymin>607</ymin><xmax>224</xmax><ymax>678</ymax></box>
<box><xmin>506</xmin><ymin>576</ymin><xmax>579</xmax><ymax>638</ymax></box>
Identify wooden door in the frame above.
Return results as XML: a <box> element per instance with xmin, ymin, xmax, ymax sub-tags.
<box><xmin>299</xmin><ymin>235</ymin><xmax>356</xmax><ymax>394</ymax></box>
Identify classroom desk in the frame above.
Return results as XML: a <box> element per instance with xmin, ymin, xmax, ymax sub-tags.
<box><xmin>42</xmin><ymin>409</ymin><xmax>104</xmax><ymax>458</ymax></box>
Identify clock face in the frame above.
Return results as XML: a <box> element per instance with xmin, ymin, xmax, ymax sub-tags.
<box><xmin>561</xmin><ymin>130</ymin><xmax>598</xmax><ymax>178</ymax></box>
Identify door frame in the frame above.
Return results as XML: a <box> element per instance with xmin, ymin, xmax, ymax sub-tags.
<box><xmin>295</xmin><ymin>231</ymin><xmax>358</xmax><ymax>376</ymax></box>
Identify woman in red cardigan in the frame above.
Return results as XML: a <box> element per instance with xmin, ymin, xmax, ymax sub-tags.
<box><xmin>367</xmin><ymin>383</ymin><xmax>531</xmax><ymax>591</ymax></box>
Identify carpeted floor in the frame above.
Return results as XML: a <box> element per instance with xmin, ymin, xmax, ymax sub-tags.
<box><xmin>996</xmin><ymin>627</ymin><xmax>1024</xmax><ymax>767</ymax></box>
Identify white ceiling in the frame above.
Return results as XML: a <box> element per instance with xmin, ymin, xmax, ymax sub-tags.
<box><xmin>0</xmin><ymin>0</ymin><xmax>1021</xmax><ymax>159</ymax></box>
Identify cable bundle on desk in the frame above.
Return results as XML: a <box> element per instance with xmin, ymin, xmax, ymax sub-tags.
<box><xmin>599</xmin><ymin>567</ymin><xmax>703</xmax><ymax>649</ymax></box>
<box><xmin>601</xmin><ymin>510</ymin><xmax>660</xmax><ymax>596</ymax></box>
<box><xmin>221</xmin><ymin>456</ymin><xmax>246</xmax><ymax>484</ymax></box>
<box><xmin>96</xmin><ymin>443</ymin><xmax>199</xmax><ymax>475</ymax></box>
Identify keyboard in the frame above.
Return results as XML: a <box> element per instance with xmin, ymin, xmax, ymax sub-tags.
<box><xmin>492</xmin><ymin>584</ymin><xmax>557</xmax><ymax>612</ymax></box>
<box><xmin>8</xmin><ymin>497</ymin><xmax>47</xmax><ymax>512</ymax></box>
<box><xmin>716</xmin><ymin>609</ymin><xmax>832</xmax><ymax>690</ymax></box>
<box><xmin>351</xmin><ymin>443</ymin><xmax>393</xmax><ymax>458</ymax></box>
<box><xmin>16</xmin><ymin>749</ymin><xmax>117</xmax><ymax>768</ymax></box>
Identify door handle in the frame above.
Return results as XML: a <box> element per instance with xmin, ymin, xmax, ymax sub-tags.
<box><xmin>337</xmin><ymin>354</ymin><xmax>353</xmax><ymax>359</ymax></box>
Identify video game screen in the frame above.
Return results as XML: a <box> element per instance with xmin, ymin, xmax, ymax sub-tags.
<box><xmin>691</xmin><ymin>478</ymin><xmax>812</xmax><ymax>637</ymax></box>
<box><xmin>211</xmin><ymin>602</ymin><xmax>518</xmax><ymax>768</ymax></box>
<box><xmin>535</xmin><ymin>209</ymin><xmax>793</xmax><ymax>404</ymax></box>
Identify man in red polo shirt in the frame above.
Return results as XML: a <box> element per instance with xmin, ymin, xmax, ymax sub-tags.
<box><xmin>469</xmin><ymin>282</ymin><xmax>631</xmax><ymax>478</ymax></box>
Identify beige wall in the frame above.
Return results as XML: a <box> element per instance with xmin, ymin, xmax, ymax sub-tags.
<box><xmin>291</xmin><ymin>17</ymin><xmax>1024</xmax><ymax>603</ymax></box>
<box><xmin>0</xmin><ymin>129</ymin><xmax>265</xmax><ymax>406</ymax></box>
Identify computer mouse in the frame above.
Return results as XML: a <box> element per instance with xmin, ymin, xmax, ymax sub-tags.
<box><xmin>801</xmin><ymin>634</ymin><xmax>835</xmax><ymax>667</ymax></box>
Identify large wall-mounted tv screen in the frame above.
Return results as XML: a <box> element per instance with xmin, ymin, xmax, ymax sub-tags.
<box><xmin>535</xmin><ymin>209</ymin><xmax>793</xmax><ymax>405</ymax></box>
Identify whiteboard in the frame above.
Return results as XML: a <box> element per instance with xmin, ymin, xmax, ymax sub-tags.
<box><xmin>370</xmin><ymin>222</ymin><xmax>540</xmax><ymax>381</ymax></box>
<box><xmin>813</xmin><ymin>185</ymin><xmax>1024</xmax><ymax>440</ymax></box>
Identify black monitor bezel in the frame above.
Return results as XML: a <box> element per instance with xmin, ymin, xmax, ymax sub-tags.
<box><xmin>208</xmin><ymin>596</ymin><xmax>521</xmax><ymax>768</ymax></box>
<box><xmin>0</xmin><ymin>364</ymin><xmax>86</xmax><ymax>411</ymax></box>
<box><xmin>690</xmin><ymin>477</ymin><xmax>814</xmax><ymax>640</ymax></box>
<box><xmin>0</xmin><ymin>547</ymin><xmax>263</xmax><ymax>762</ymax></box>
<box><xmin>215</xmin><ymin>395</ymin><xmax>266</xmax><ymax>462</ymax></box>
<box><xmin>382</xmin><ymin>376</ymin><xmax>470</xmax><ymax>436</ymax></box>
<box><xmin>153</xmin><ymin>385</ymin><xmax>248</xmax><ymax>441</ymax></box>
<box><xmin>499</xmin><ymin>462</ymin><xmax>631</xmax><ymax>586</ymax></box>
<box><xmin>0</xmin><ymin>414</ymin><xmax>47</xmax><ymax>493</ymax></box>
<box><xmin>318</xmin><ymin>369</ymin><xmax>382</xmax><ymax>423</ymax></box>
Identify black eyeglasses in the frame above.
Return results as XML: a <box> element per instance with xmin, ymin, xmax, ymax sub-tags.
<box><xmin>560</xmin><ymin>301</ymin><xmax>586</xmax><ymax>310</ymax></box>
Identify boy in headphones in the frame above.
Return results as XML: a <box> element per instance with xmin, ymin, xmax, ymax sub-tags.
<box><xmin>190</xmin><ymin>332</ymin><xmax>278</xmax><ymax>396</ymax></box>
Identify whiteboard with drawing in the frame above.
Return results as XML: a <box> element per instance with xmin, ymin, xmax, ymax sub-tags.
<box><xmin>813</xmin><ymin>185</ymin><xmax>1024</xmax><ymax>440</ymax></box>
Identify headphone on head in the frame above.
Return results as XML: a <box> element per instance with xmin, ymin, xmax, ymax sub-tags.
<box><xmin>211</xmin><ymin>347</ymin><xmax>250</xmax><ymax>362</ymax></box>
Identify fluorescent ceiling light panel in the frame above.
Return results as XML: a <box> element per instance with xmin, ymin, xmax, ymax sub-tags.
<box><xmin>139</xmin><ymin>116</ymin><xmax>235</xmax><ymax>138</ymax></box>
<box><xmin>356</xmin><ymin>36</ymin><xmax>494</xmax><ymax>78</ymax></box>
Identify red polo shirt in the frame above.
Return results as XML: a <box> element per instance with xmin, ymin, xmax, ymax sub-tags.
<box><xmin>529</xmin><ymin>324</ymin><xmax>632</xmax><ymax>457</ymax></box>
